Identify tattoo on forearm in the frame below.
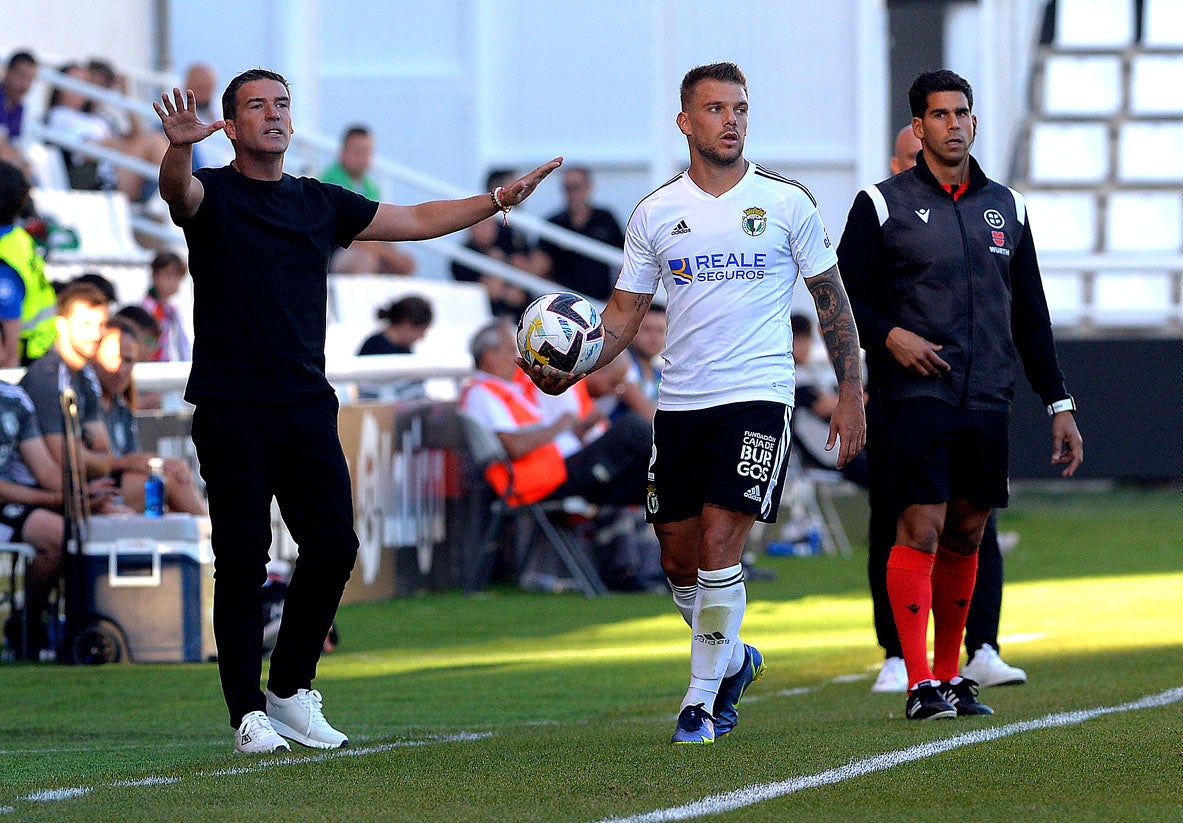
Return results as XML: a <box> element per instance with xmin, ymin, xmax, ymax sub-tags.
<box><xmin>806</xmin><ymin>267</ymin><xmax>862</xmax><ymax>389</ymax></box>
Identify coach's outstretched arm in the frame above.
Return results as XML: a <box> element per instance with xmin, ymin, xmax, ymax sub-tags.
<box><xmin>154</xmin><ymin>87</ymin><xmax>221</xmax><ymax>221</ymax></box>
<box><xmin>519</xmin><ymin>288</ymin><xmax>653</xmax><ymax>396</ymax></box>
<box><xmin>355</xmin><ymin>159</ymin><xmax>563</xmax><ymax>242</ymax></box>
<box><xmin>804</xmin><ymin>263</ymin><xmax>867</xmax><ymax>469</ymax></box>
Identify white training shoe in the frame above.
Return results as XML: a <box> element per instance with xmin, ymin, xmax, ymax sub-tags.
<box><xmin>265</xmin><ymin>688</ymin><xmax>349</xmax><ymax>749</ymax></box>
<box><xmin>235</xmin><ymin>710</ymin><xmax>291</xmax><ymax>754</ymax></box>
<box><xmin>961</xmin><ymin>643</ymin><xmax>1028</xmax><ymax>687</ymax></box>
<box><xmin>871</xmin><ymin>656</ymin><xmax>908</xmax><ymax>693</ymax></box>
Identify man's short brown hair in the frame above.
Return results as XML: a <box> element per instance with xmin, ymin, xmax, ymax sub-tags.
<box><xmin>679</xmin><ymin>62</ymin><xmax>747</xmax><ymax>110</ymax></box>
<box><xmin>56</xmin><ymin>281</ymin><xmax>109</xmax><ymax>316</ymax></box>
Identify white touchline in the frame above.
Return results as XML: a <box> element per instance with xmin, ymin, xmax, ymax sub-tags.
<box><xmin>598</xmin><ymin>687</ymin><xmax>1183</xmax><ymax>823</ymax></box>
<box><xmin>15</xmin><ymin>732</ymin><xmax>492</xmax><ymax>807</ymax></box>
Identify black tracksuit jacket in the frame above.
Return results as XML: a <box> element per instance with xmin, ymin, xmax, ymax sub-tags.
<box><xmin>838</xmin><ymin>151</ymin><xmax>1069</xmax><ymax>411</ymax></box>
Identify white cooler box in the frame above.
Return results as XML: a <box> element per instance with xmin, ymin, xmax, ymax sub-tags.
<box><xmin>76</xmin><ymin>514</ymin><xmax>215</xmax><ymax>663</ymax></box>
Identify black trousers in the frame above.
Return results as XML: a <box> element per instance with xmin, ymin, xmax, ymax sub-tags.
<box><xmin>866</xmin><ymin>395</ymin><xmax>1004</xmax><ymax>661</ymax></box>
<box><xmin>551</xmin><ymin>411</ymin><xmax>652</xmax><ymax>506</ymax></box>
<box><xmin>192</xmin><ymin>396</ymin><xmax>359</xmax><ymax>728</ymax></box>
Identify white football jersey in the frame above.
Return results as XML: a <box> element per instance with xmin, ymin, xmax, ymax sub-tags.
<box><xmin>615</xmin><ymin>162</ymin><xmax>837</xmax><ymax>410</ymax></box>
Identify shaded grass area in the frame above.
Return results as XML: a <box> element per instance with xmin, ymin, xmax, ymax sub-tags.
<box><xmin>1</xmin><ymin>486</ymin><xmax>1181</xmax><ymax>821</ymax></box>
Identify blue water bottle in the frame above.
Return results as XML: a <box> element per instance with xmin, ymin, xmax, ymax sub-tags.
<box><xmin>144</xmin><ymin>457</ymin><xmax>165</xmax><ymax>518</ymax></box>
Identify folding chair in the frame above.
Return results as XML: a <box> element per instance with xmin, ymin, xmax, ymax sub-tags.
<box><xmin>0</xmin><ymin>542</ymin><xmax>36</xmax><ymax>659</ymax></box>
<box><xmin>458</xmin><ymin>412</ymin><xmax>607</xmax><ymax>597</ymax></box>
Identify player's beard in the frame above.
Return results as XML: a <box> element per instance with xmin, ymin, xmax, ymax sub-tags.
<box><xmin>693</xmin><ymin>135</ymin><xmax>744</xmax><ymax>168</ymax></box>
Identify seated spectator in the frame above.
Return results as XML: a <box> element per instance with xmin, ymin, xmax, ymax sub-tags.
<box><xmin>357</xmin><ymin>294</ymin><xmax>432</xmax><ymax>356</ymax></box>
<box><xmin>0</xmin><ymin>51</ymin><xmax>37</xmax><ymax>167</ymax></box>
<box><xmin>19</xmin><ymin>282</ymin><xmax>205</xmax><ymax>515</ymax></box>
<box><xmin>141</xmin><ymin>249</ymin><xmax>191</xmax><ymax>361</ymax></box>
<box><xmin>537</xmin><ymin>166</ymin><xmax>625</xmax><ymax>301</ymax></box>
<box><xmin>0</xmin><ymin>160</ymin><xmax>57</xmax><ymax>367</ymax></box>
<box><xmin>182</xmin><ymin>63</ymin><xmax>234</xmax><ymax>170</ymax></box>
<box><xmin>460</xmin><ymin>319</ymin><xmax>650</xmax><ymax>508</ymax></box>
<box><xmin>93</xmin><ymin>316</ymin><xmax>205</xmax><ymax>513</ymax></box>
<box><xmin>110</xmin><ymin>303</ymin><xmax>164</xmax><ymax>409</ymax></box>
<box><xmin>451</xmin><ymin>169</ymin><xmax>546</xmax><ymax>318</ymax></box>
<box><xmin>585</xmin><ymin>304</ymin><xmax>665</xmax><ymax>422</ymax></box>
<box><xmin>0</xmin><ymin>373</ymin><xmax>119</xmax><ymax>659</ymax></box>
<box><xmin>321</xmin><ymin>125</ymin><xmax>416</xmax><ymax>275</ymax></box>
<box><xmin>45</xmin><ymin>62</ymin><xmax>166</xmax><ymax>201</ymax></box>
<box><xmin>69</xmin><ymin>270</ymin><xmax>117</xmax><ymax>303</ymax></box>
<box><xmin>790</xmin><ymin>313</ymin><xmax>869</xmax><ymax>487</ymax></box>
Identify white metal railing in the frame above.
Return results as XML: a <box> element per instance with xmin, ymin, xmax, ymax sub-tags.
<box><xmin>0</xmin><ymin>353</ymin><xmax>473</xmax><ymax>398</ymax></box>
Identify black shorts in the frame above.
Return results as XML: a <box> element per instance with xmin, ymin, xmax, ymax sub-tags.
<box><xmin>647</xmin><ymin>401</ymin><xmax>792</xmax><ymax>524</ymax></box>
<box><xmin>0</xmin><ymin>502</ymin><xmax>37</xmax><ymax>543</ymax></box>
<box><xmin>881</xmin><ymin>396</ymin><xmax>1010</xmax><ymax>511</ymax></box>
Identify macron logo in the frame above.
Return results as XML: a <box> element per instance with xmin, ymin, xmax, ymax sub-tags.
<box><xmin>671</xmin><ymin>219</ymin><xmax>692</xmax><ymax>236</ymax></box>
<box><xmin>915</xmin><ymin>208</ymin><xmax>930</xmax><ymax>223</ymax></box>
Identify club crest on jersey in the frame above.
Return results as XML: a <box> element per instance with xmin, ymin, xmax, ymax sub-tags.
<box><xmin>741</xmin><ymin>206</ymin><xmax>767</xmax><ymax>237</ymax></box>
<box><xmin>668</xmin><ymin>257</ymin><xmax>693</xmax><ymax>286</ymax></box>
<box><xmin>984</xmin><ymin>209</ymin><xmax>1005</xmax><ymax>229</ymax></box>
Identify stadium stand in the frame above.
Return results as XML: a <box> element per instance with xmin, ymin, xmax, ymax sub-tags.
<box><xmin>1017</xmin><ymin>0</ymin><xmax>1183</xmax><ymax>333</ymax></box>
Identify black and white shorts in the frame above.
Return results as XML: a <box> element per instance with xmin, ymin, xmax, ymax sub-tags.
<box><xmin>647</xmin><ymin>401</ymin><xmax>792</xmax><ymax>524</ymax></box>
<box><xmin>0</xmin><ymin>502</ymin><xmax>36</xmax><ymax>543</ymax></box>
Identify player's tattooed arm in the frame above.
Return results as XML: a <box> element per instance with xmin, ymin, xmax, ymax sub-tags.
<box><xmin>597</xmin><ymin>290</ymin><xmax>653</xmax><ymax>364</ymax></box>
<box><xmin>805</xmin><ymin>264</ymin><xmax>862</xmax><ymax>392</ymax></box>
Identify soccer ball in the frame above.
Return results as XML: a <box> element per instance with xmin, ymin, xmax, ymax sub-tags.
<box><xmin>516</xmin><ymin>292</ymin><xmax>604</xmax><ymax>375</ymax></box>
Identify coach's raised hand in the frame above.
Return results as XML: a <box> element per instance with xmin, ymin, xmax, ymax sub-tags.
<box><xmin>153</xmin><ymin>87</ymin><xmax>224</xmax><ymax>146</ymax></box>
<box><xmin>498</xmin><ymin>158</ymin><xmax>564</xmax><ymax>207</ymax></box>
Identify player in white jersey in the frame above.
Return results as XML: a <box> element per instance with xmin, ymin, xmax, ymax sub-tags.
<box><xmin>522</xmin><ymin>62</ymin><xmax>866</xmax><ymax>744</ymax></box>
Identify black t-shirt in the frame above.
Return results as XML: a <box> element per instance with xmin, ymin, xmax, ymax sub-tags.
<box><xmin>357</xmin><ymin>333</ymin><xmax>410</xmax><ymax>356</ymax></box>
<box><xmin>538</xmin><ymin>207</ymin><xmax>624</xmax><ymax>300</ymax></box>
<box><xmin>177</xmin><ymin>166</ymin><xmax>379</xmax><ymax>402</ymax></box>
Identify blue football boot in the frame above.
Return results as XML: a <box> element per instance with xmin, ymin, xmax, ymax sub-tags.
<box><xmin>712</xmin><ymin>644</ymin><xmax>766</xmax><ymax>737</ymax></box>
<box><xmin>671</xmin><ymin>703</ymin><xmax>715</xmax><ymax>744</ymax></box>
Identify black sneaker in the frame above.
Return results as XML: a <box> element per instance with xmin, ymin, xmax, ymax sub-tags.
<box><xmin>905</xmin><ymin>682</ymin><xmax>957</xmax><ymax>720</ymax></box>
<box><xmin>940</xmin><ymin>677</ymin><xmax>994</xmax><ymax>716</ymax></box>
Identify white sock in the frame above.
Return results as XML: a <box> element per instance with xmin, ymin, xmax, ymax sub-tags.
<box><xmin>681</xmin><ymin>564</ymin><xmax>746</xmax><ymax>711</ymax></box>
<box><xmin>669</xmin><ymin>581</ymin><xmax>697</xmax><ymax>628</ymax></box>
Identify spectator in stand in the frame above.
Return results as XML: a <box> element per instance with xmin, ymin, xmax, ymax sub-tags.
<box><xmin>0</xmin><ymin>51</ymin><xmax>37</xmax><ymax>166</ymax></box>
<box><xmin>451</xmin><ymin>169</ymin><xmax>544</xmax><ymax>318</ymax></box>
<box><xmin>357</xmin><ymin>294</ymin><xmax>432</xmax><ymax>356</ymax></box>
<box><xmin>46</xmin><ymin>63</ymin><xmax>165</xmax><ymax>201</ymax></box>
<box><xmin>19</xmin><ymin>282</ymin><xmax>205</xmax><ymax>516</ymax></box>
<box><xmin>184</xmin><ymin>63</ymin><xmax>234</xmax><ymax>170</ymax></box>
<box><xmin>69</xmin><ymin>270</ymin><xmax>117</xmax><ymax>304</ymax></box>
<box><xmin>141</xmin><ymin>249</ymin><xmax>191</xmax><ymax>361</ymax></box>
<box><xmin>92</xmin><ymin>315</ymin><xmax>206</xmax><ymax>514</ymax></box>
<box><xmin>112</xmin><ymin>303</ymin><xmax>162</xmax><ymax>351</ymax></box>
<box><xmin>321</xmin><ymin>125</ymin><xmax>416</xmax><ymax>275</ymax></box>
<box><xmin>460</xmin><ymin>319</ymin><xmax>651</xmax><ymax>508</ymax></box>
<box><xmin>538</xmin><ymin>166</ymin><xmax>625</xmax><ymax>301</ymax></box>
<box><xmin>0</xmin><ymin>374</ymin><xmax>118</xmax><ymax>659</ymax></box>
<box><xmin>0</xmin><ymin>160</ymin><xmax>57</xmax><ymax>366</ymax></box>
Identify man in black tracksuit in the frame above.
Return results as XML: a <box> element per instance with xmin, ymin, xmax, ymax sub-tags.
<box><xmin>839</xmin><ymin>70</ymin><xmax>1084</xmax><ymax>720</ymax></box>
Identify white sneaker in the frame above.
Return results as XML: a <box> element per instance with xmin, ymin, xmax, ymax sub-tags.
<box><xmin>235</xmin><ymin>710</ymin><xmax>291</xmax><ymax>754</ymax></box>
<box><xmin>961</xmin><ymin>643</ymin><xmax>1028</xmax><ymax>687</ymax></box>
<box><xmin>871</xmin><ymin>656</ymin><xmax>908</xmax><ymax>693</ymax></box>
<box><xmin>265</xmin><ymin>688</ymin><xmax>349</xmax><ymax>749</ymax></box>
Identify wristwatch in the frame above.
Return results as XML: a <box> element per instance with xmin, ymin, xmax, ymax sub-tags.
<box><xmin>1046</xmin><ymin>396</ymin><xmax>1077</xmax><ymax>416</ymax></box>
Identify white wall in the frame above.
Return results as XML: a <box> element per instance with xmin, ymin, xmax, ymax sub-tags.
<box><xmin>3</xmin><ymin>1</ymin><xmax>158</xmax><ymax>71</ymax></box>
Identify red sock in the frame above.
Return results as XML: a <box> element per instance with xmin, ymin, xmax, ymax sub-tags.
<box><xmin>886</xmin><ymin>545</ymin><xmax>936</xmax><ymax>689</ymax></box>
<box><xmin>931</xmin><ymin>546</ymin><xmax>978</xmax><ymax>682</ymax></box>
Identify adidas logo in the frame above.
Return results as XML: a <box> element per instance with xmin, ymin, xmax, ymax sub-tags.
<box><xmin>915</xmin><ymin>208</ymin><xmax>930</xmax><ymax>223</ymax></box>
<box><xmin>694</xmin><ymin>631</ymin><xmax>729</xmax><ymax>645</ymax></box>
<box><xmin>671</xmin><ymin>219</ymin><xmax>691</xmax><ymax>235</ymax></box>
<box><xmin>743</xmin><ymin>485</ymin><xmax>761</xmax><ymax>501</ymax></box>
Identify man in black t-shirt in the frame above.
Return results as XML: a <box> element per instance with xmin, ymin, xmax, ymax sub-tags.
<box><xmin>153</xmin><ymin>68</ymin><xmax>561</xmax><ymax>754</ymax></box>
<box><xmin>538</xmin><ymin>166</ymin><xmax>625</xmax><ymax>301</ymax></box>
